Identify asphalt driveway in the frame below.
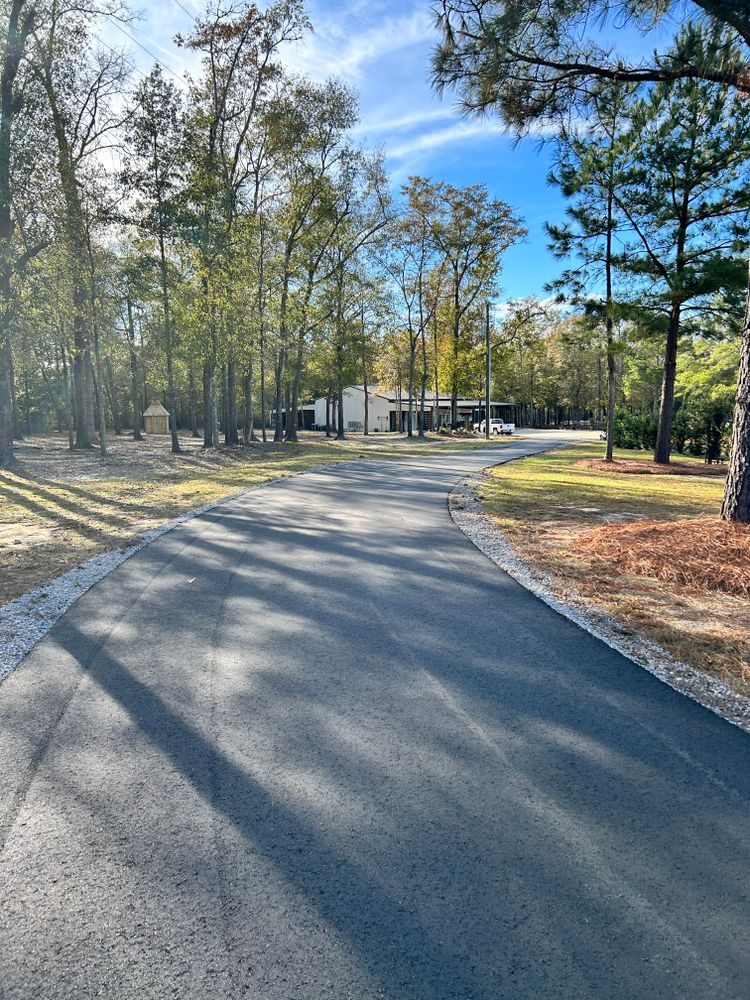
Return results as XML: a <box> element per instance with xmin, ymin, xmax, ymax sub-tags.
<box><xmin>0</xmin><ymin>434</ymin><xmax>748</xmax><ymax>999</ymax></box>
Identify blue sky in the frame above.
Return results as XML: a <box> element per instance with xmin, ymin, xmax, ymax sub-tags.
<box><xmin>107</xmin><ymin>0</ymin><xmax>576</xmax><ymax>301</ymax></box>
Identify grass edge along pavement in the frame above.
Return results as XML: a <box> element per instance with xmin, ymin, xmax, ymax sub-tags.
<box><xmin>477</xmin><ymin>443</ymin><xmax>750</xmax><ymax>700</ymax></box>
<box><xmin>0</xmin><ymin>432</ymin><xmax>513</xmax><ymax>681</ymax></box>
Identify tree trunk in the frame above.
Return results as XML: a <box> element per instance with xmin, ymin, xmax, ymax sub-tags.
<box><xmin>325</xmin><ymin>392</ymin><xmax>331</xmax><ymax>437</ymax></box>
<box><xmin>23</xmin><ymin>372</ymin><xmax>31</xmax><ymax>434</ymax></box>
<box><xmin>211</xmin><ymin>368</ymin><xmax>219</xmax><ymax>447</ymax></box>
<box><xmin>93</xmin><ymin>331</ymin><xmax>107</xmax><ymax>456</ymax></box>
<box><xmin>203</xmin><ymin>360</ymin><xmax>214</xmax><ymax>448</ymax></box>
<box><xmin>105</xmin><ymin>356</ymin><xmax>122</xmax><ymax>435</ymax></box>
<box><xmin>654</xmin><ymin>300</ymin><xmax>681</xmax><ymax>464</ymax></box>
<box><xmin>0</xmin><ymin>341</ymin><xmax>14</xmax><ymax>467</ymax></box>
<box><xmin>220</xmin><ymin>364</ymin><xmax>227</xmax><ymax>436</ymax></box>
<box><xmin>155</xmin><ymin>203</ymin><xmax>181</xmax><ymax>454</ymax></box>
<box><xmin>451</xmin><ymin>273</ymin><xmax>460</xmax><ymax>427</ymax></box>
<box><xmin>286</xmin><ymin>337</ymin><xmax>304</xmax><ymax>443</ymax></box>
<box><xmin>61</xmin><ymin>343</ymin><xmax>74</xmax><ymax>450</ymax></box>
<box><xmin>75</xmin><ymin>347</ymin><xmax>93</xmax><ymax>447</ymax></box>
<box><xmin>604</xmin><ymin>184</ymin><xmax>616</xmax><ymax>462</ymax></box>
<box><xmin>225</xmin><ymin>358</ymin><xmax>238</xmax><ymax>445</ymax></box>
<box><xmin>273</xmin><ymin>349</ymin><xmax>284</xmax><ymax>442</ymax></box>
<box><xmin>10</xmin><ymin>349</ymin><xmax>21</xmax><ymax>440</ymax></box>
<box><xmin>0</xmin><ymin>0</ymin><xmax>35</xmax><ymax>468</ymax></box>
<box><xmin>363</xmin><ymin>365</ymin><xmax>369</xmax><ymax>436</ymax></box>
<box><xmin>70</xmin><ymin>342</ymin><xmax>91</xmax><ymax>448</ymax></box>
<box><xmin>433</xmin><ymin>310</ymin><xmax>440</xmax><ymax>432</ymax></box>
<box><xmin>243</xmin><ymin>353</ymin><xmax>256</xmax><ymax>445</ymax></box>
<box><xmin>125</xmin><ymin>297</ymin><xmax>143</xmax><ymax>441</ymax></box>
<box><xmin>722</xmin><ymin>269</ymin><xmax>750</xmax><ymax>522</ymax></box>
<box><xmin>406</xmin><ymin>330</ymin><xmax>416</xmax><ymax>437</ymax></box>
<box><xmin>275</xmin><ymin>257</ymin><xmax>291</xmax><ymax>443</ymax></box>
<box><xmin>189</xmin><ymin>367</ymin><xmax>199</xmax><ymax>437</ymax></box>
<box><xmin>259</xmin><ymin>324</ymin><xmax>267</xmax><ymax>443</ymax></box>
<box><xmin>166</xmin><ymin>346</ymin><xmax>181</xmax><ymax>453</ymax></box>
<box><xmin>47</xmin><ymin>79</ymin><xmax>92</xmax><ymax>450</ymax></box>
<box><xmin>419</xmin><ymin>325</ymin><xmax>428</xmax><ymax>437</ymax></box>
<box><xmin>605</xmin><ymin>346</ymin><xmax>616</xmax><ymax>461</ymax></box>
<box><xmin>336</xmin><ymin>368</ymin><xmax>345</xmax><ymax>440</ymax></box>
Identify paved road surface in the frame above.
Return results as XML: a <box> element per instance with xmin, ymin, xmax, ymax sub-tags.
<box><xmin>1</xmin><ymin>434</ymin><xmax>749</xmax><ymax>999</ymax></box>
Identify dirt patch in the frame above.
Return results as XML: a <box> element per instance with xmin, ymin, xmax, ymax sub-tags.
<box><xmin>575</xmin><ymin>517</ymin><xmax>750</xmax><ymax>598</ymax></box>
<box><xmin>576</xmin><ymin>458</ymin><xmax>727</xmax><ymax>477</ymax></box>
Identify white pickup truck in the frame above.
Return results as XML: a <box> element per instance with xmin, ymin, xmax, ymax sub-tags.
<box><xmin>474</xmin><ymin>418</ymin><xmax>515</xmax><ymax>436</ymax></box>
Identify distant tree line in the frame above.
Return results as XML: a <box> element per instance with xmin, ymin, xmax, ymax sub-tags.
<box><xmin>0</xmin><ymin>0</ymin><xmax>527</xmax><ymax>465</ymax></box>
<box><xmin>433</xmin><ymin>0</ymin><xmax>750</xmax><ymax>521</ymax></box>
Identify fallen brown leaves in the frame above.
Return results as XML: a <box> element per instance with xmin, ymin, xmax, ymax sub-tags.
<box><xmin>492</xmin><ymin>444</ymin><xmax>750</xmax><ymax>695</ymax></box>
<box><xmin>576</xmin><ymin>458</ymin><xmax>728</xmax><ymax>477</ymax></box>
<box><xmin>576</xmin><ymin>517</ymin><xmax>750</xmax><ymax>598</ymax></box>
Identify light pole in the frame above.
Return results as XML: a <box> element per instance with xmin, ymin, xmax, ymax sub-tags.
<box><xmin>485</xmin><ymin>301</ymin><xmax>491</xmax><ymax>440</ymax></box>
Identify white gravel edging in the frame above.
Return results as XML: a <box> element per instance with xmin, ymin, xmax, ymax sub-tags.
<box><xmin>449</xmin><ymin>469</ymin><xmax>750</xmax><ymax>735</ymax></box>
<box><xmin>0</xmin><ymin>463</ymin><xmax>346</xmax><ymax>684</ymax></box>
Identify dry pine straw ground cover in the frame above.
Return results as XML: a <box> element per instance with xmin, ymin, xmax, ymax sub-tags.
<box><xmin>0</xmin><ymin>430</ymin><xmax>502</xmax><ymax>606</ymax></box>
<box><xmin>480</xmin><ymin>444</ymin><xmax>750</xmax><ymax>697</ymax></box>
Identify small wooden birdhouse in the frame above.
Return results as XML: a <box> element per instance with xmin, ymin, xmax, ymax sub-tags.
<box><xmin>143</xmin><ymin>401</ymin><xmax>170</xmax><ymax>435</ymax></box>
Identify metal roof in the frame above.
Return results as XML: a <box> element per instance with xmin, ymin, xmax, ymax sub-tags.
<box><xmin>143</xmin><ymin>401</ymin><xmax>170</xmax><ymax>416</ymax></box>
<box><xmin>346</xmin><ymin>386</ymin><xmax>511</xmax><ymax>407</ymax></box>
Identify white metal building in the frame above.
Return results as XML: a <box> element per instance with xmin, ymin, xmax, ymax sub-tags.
<box><xmin>313</xmin><ymin>386</ymin><xmax>392</xmax><ymax>433</ymax></box>
<box><xmin>312</xmin><ymin>386</ymin><xmax>515</xmax><ymax>432</ymax></box>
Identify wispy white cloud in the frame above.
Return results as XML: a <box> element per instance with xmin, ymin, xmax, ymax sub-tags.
<box><xmin>284</xmin><ymin>8</ymin><xmax>434</xmax><ymax>82</ymax></box>
<box><xmin>352</xmin><ymin>106</ymin><xmax>454</xmax><ymax>137</ymax></box>
<box><xmin>387</xmin><ymin>120</ymin><xmax>506</xmax><ymax>160</ymax></box>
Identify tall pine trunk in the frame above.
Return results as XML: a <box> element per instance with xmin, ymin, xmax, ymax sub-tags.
<box><xmin>336</xmin><ymin>364</ymin><xmax>345</xmax><ymax>440</ymax></box>
<box><xmin>188</xmin><ymin>367</ymin><xmax>199</xmax><ymax>437</ymax></box>
<box><xmin>93</xmin><ymin>330</ymin><xmax>107</xmax><ymax>456</ymax></box>
<box><xmin>259</xmin><ymin>333</ymin><xmax>267</xmax><ymax>442</ymax></box>
<box><xmin>273</xmin><ymin>348</ymin><xmax>284</xmax><ymax>442</ymax></box>
<box><xmin>419</xmin><ymin>325</ymin><xmax>428</xmax><ymax>437</ymax></box>
<box><xmin>225</xmin><ymin>357</ymin><xmax>238</xmax><ymax>445</ymax></box>
<box><xmin>0</xmin><ymin>343</ymin><xmax>14</xmax><ymax>467</ymax></box>
<box><xmin>363</xmin><ymin>361</ymin><xmax>369</xmax><ymax>436</ymax></box>
<box><xmin>61</xmin><ymin>343</ymin><xmax>74</xmax><ymax>449</ymax></box>
<box><xmin>203</xmin><ymin>360</ymin><xmax>214</xmax><ymax>448</ymax></box>
<box><xmin>126</xmin><ymin>298</ymin><xmax>142</xmax><ymax>440</ymax></box>
<box><xmin>604</xmin><ymin>185</ymin><xmax>616</xmax><ymax>462</ymax></box>
<box><xmin>433</xmin><ymin>310</ymin><xmax>440</xmax><ymax>432</ymax></box>
<box><xmin>722</xmin><ymin>257</ymin><xmax>750</xmax><ymax>522</ymax></box>
<box><xmin>286</xmin><ymin>337</ymin><xmax>304</xmax><ymax>442</ymax></box>
<box><xmin>243</xmin><ymin>353</ymin><xmax>255</xmax><ymax>445</ymax></box>
<box><xmin>450</xmin><ymin>271</ymin><xmax>460</xmax><ymax>427</ymax></box>
<box><xmin>654</xmin><ymin>300</ymin><xmax>681</xmax><ymax>464</ymax></box>
<box><xmin>46</xmin><ymin>75</ymin><xmax>92</xmax><ymax>449</ymax></box>
<box><xmin>406</xmin><ymin>330</ymin><xmax>416</xmax><ymax>437</ymax></box>
<box><xmin>105</xmin><ymin>356</ymin><xmax>122</xmax><ymax>435</ymax></box>
<box><xmin>211</xmin><ymin>369</ymin><xmax>219</xmax><ymax>447</ymax></box>
<box><xmin>0</xmin><ymin>0</ymin><xmax>34</xmax><ymax>468</ymax></box>
<box><xmin>74</xmin><ymin>341</ymin><xmax>92</xmax><ymax>448</ymax></box>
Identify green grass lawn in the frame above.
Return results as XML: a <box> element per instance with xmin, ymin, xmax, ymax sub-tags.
<box><xmin>480</xmin><ymin>444</ymin><xmax>725</xmax><ymax>528</ymax></box>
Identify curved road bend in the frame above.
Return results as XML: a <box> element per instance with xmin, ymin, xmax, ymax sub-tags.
<box><xmin>0</xmin><ymin>433</ymin><xmax>748</xmax><ymax>1000</ymax></box>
